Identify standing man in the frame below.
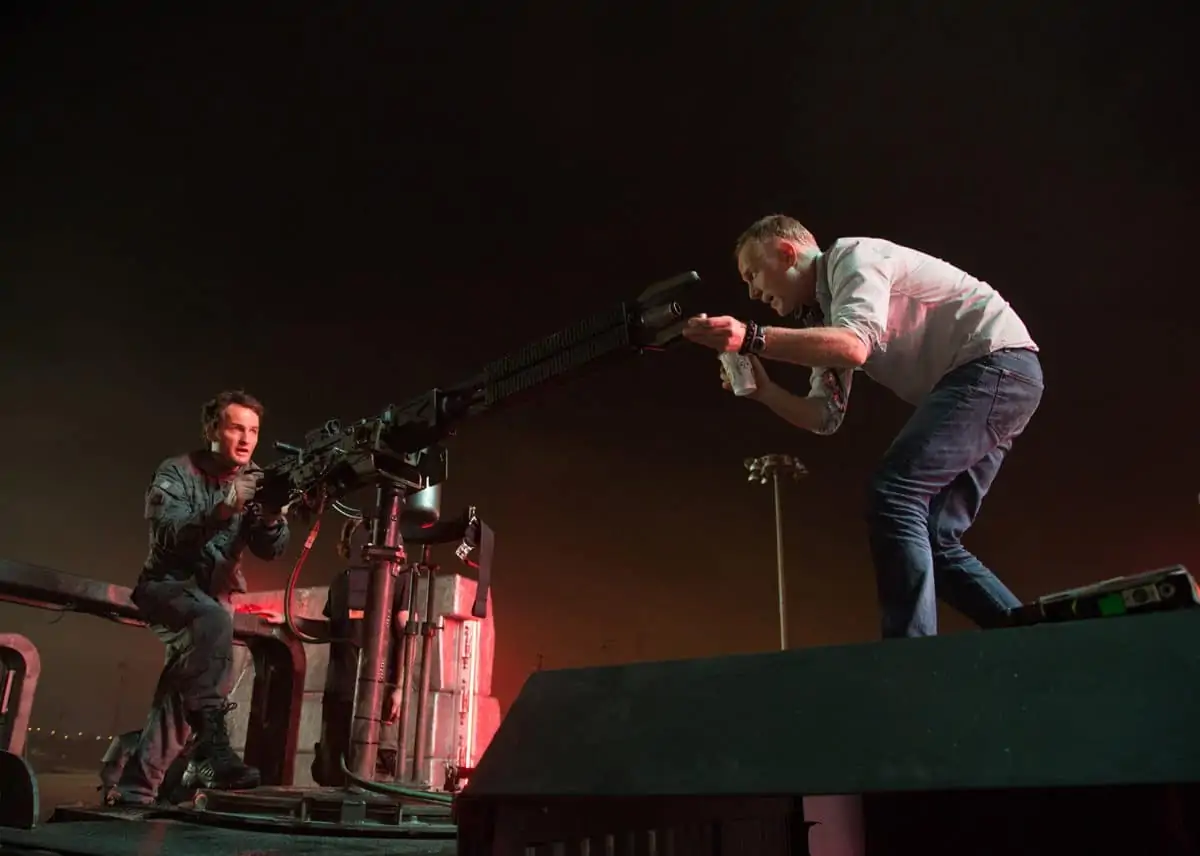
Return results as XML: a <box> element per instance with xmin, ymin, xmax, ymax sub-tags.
<box><xmin>684</xmin><ymin>215</ymin><xmax>1043</xmax><ymax>639</ymax></box>
<box><xmin>111</xmin><ymin>390</ymin><xmax>290</xmax><ymax>805</ymax></box>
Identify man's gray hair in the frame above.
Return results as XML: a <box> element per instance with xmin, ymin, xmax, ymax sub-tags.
<box><xmin>734</xmin><ymin>215</ymin><xmax>818</xmax><ymax>258</ymax></box>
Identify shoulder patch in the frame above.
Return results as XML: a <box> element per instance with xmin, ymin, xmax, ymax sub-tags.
<box><xmin>148</xmin><ymin>466</ymin><xmax>188</xmax><ymax>502</ymax></box>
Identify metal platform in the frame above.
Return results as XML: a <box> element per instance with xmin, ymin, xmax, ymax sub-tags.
<box><xmin>186</xmin><ymin>786</ymin><xmax>455</xmax><ymax>835</ymax></box>
<box><xmin>1</xmin><ymin>796</ymin><xmax>458</xmax><ymax>856</ymax></box>
<box><xmin>0</xmin><ymin>819</ymin><xmax>457</xmax><ymax>856</ymax></box>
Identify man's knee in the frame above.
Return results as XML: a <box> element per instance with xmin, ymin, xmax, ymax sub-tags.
<box><xmin>191</xmin><ymin>604</ymin><xmax>234</xmax><ymax>655</ymax></box>
<box><xmin>927</xmin><ymin>517</ymin><xmax>965</xmax><ymax>553</ymax></box>
<box><xmin>865</xmin><ymin>466</ymin><xmax>923</xmax><ymax>527</ymax></box>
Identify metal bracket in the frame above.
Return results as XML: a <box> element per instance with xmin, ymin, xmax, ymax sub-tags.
<box><xmin>362</xmin><ymin>544</ymin><xmax>407</xmax><ymax>565</ymax></box>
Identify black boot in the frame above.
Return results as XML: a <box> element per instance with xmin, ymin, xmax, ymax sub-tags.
<box><xmin>184</xmin><ymin>702</ymin><xmax>260</xmax><ymax>791</ymax></box>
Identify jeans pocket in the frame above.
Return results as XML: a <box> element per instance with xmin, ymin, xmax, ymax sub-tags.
<box><xmin>987</xmin><ymin>370</ymin><xmax>1044</xmax><ymax>440</ymax></box>
<box><xmin>998</xmin><ymin>366</ymin><xmax>1043</xmax><ymax>387</ymax></box>
<box><xmin>990</xmin><ymin>348</ymin><xmax>1043</xmax><ymax>387</ymax></box>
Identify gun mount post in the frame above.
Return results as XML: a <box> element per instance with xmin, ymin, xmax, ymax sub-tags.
<box><xmin>350</xmin><ymin>483</ymin><xmax>406</xmax><ymax>780</ymax></box>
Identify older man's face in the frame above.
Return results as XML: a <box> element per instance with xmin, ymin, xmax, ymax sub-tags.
<box><xmin>737</xmin><ymin>238</ymin><xmax>800</xmax><ymax>317</ymax></box>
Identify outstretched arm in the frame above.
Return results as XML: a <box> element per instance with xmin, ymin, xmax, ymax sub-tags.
<box><xmin>758</xmin><ymin>326</ymin><xmax>870</xmax><ymax>369</ymax></box>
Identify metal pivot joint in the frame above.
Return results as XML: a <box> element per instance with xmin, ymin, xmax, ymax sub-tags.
<box><xmin>361</xmin><ymin>545</ymin><xmax>407</xmax><ymax>566</ymax></box>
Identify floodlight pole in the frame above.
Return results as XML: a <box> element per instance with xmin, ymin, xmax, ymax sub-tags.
<box><xmin>745</xmin><ymin>454</ymin><xmax>808</xmax><ymax>651</ymax></box>
<box><xmin>772</xmin><ymin>469</ymin><xmax>786</xmax><ymax>649</ymax></box>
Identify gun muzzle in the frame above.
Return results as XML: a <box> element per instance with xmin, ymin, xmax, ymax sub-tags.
<box><xmin>638</xmin><ymin>301</ymin><xmax>682</xmax><ymax>330</ymax></box>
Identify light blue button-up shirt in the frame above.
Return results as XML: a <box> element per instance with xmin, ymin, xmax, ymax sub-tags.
<box><xmin>801</xmin><ymin>237</ymin><xmax>1037</xmax><ymax>434</ymax></box>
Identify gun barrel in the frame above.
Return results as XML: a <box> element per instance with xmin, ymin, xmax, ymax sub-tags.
<box><xmin>273</xmin><ymin>269</ymin><xmax>701</xmax><ymax>503</ymax></box>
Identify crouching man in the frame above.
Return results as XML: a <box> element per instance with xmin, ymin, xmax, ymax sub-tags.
<box><xmin>109</xmin><ymin>390</ymin><xmax>290</xmax><ymax>805</ymax></box>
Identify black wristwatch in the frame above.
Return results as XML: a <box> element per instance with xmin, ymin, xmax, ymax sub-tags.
<box><xmin>740</xmin><ymin>320</ymin><xmax>767</xmax><ymax>356</ymax></box>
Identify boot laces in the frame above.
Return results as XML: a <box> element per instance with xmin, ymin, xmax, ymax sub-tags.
<box><xmin>199</xmin><ymin>702</ymin><xmax>241</xmax><ymax>764</ymax></box>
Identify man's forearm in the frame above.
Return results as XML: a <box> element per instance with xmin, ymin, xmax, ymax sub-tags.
<box><xmin>757</xmin><ymin>384</ymin><xmax>830</xmax><ymax>434</ymax></box>
<box><xmin>760</xmin><ymin>325</ymin><xmax>868</xmax><ymax>369</ymax></box>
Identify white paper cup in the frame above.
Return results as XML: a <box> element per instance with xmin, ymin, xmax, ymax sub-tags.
<box><xmin>719</xmin><ymin>352</ymin><xmax>758</xmax><ymax>397</ymax></box>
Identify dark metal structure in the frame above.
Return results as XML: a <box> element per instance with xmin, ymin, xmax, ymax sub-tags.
<box><xmin>455</xmin><ymin>603</ymin><xmax>1200</xmax><ymax>856</ymax></box>
<box><xmin>0</xmin><ymin>558</ymin><xmax>309</xmax><ymax>787</ymax></box>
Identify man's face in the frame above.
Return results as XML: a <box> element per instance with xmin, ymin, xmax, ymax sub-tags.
<box><xmin>737</xmin><ymin>238</ymin><xmax>802</xmax><ymax>317</ymax></box>
<box><xmin>210</xmin><ymin>403</ymin><xmax>260</xmax><ymax>467</ymax></box>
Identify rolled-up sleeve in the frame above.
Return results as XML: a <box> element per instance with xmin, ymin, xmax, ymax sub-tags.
<box><xmin>826</xmin><ymin>241</ymin><xmax>894</xmax><ymax>355</ymax></box>
<box><xmin>806</xmin><ymin>366</ymin><xmax>855</xmax><ymax>435</ymax></box>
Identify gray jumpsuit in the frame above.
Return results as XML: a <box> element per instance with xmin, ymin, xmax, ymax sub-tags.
<box><xmin>115</xmin><ymin>451</ymin><xmax>289</xmax><ymax>803</ymax></box>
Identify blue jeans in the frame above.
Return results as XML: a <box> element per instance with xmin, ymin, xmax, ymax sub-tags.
<box><xmin>866</xmin><ymin>348</ymin><xmax>1044</xmax><ymax>638</ymax></box>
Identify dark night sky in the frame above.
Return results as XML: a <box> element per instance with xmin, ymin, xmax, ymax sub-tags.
<box><xmin>1</xmin><ymin>4</ymin><xmax>1195</xmax><ymax>734</ymax></box>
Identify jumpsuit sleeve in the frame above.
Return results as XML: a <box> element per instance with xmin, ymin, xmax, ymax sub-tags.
<box><xmin>245</xmin><ymin>512</ymin><xmax>290</xmax><ymax>560</ymax></box>
<box><xmin>145</xmin><ymin>462</ymin><xmax>223</xmax><ymax>552</ymax></box>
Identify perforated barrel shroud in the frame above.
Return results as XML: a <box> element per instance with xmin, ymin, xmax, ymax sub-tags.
<box><xmin>482</xmin><ymin>304</ymin><xmax>631</xmax><ymax>405</ymax></box>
